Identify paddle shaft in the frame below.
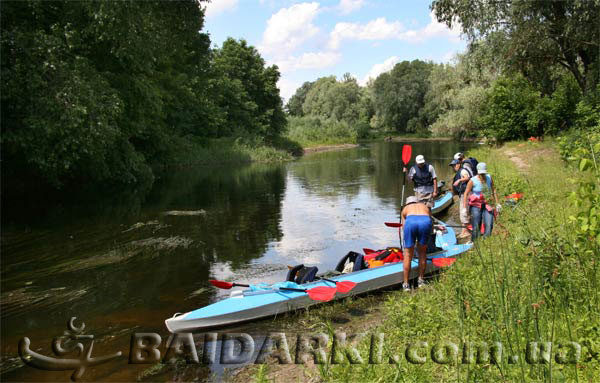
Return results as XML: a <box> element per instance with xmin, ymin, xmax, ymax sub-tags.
<box><xmin>232</xmin><ymin>283</ymin><xmax>308</xmax><ymax>293</ymax></box>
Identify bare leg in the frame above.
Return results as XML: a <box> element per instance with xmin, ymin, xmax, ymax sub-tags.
<box><xmin>403</xmin><ymin>247</ymin><xmax>415</xmax><ymax>284</ymax></box>
<box><xmin>417</xmin><ymin>243</ymin><xmax>428</xmax><ymax>279</ymax></box>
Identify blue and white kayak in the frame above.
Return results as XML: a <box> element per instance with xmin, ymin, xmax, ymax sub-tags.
<box><xmin>431</xmin><ymin>191</ymin><xmax>453</xmax><ymax>215</ymax></box>
<box><xmin>165</xmin><ymin>222</ymin><xmax>471</xmax><ymax>333</ymax></box>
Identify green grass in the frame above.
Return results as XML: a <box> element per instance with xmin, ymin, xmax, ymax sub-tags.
<box><xmin>252</xmin><ymin>140</ymin><xmax>600</xmax><ymax>383</ymax></box>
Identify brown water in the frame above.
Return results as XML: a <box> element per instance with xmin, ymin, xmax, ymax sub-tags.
<box><xmin>0</xmin><ymin>140</ymin><xmax>472</xmax><ymax>381</ymax></box>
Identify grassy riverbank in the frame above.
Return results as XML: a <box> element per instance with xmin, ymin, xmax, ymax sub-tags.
<box><xmin>240</xmin><ymin>140</ymin><xmax>599</xmax><ymax>383</ymax></box>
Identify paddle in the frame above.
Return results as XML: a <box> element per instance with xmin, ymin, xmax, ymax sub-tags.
<box><xmin>432</xmin><ymin>258</ymin><xmax>456</xmax><ymax>267</ymax></box>
<box><xmin>316</xmin><ymin>277</ymin><xmax>357</xmax><ymax>293</ymax></box>
<box><xmin>384</xmin><ymin>222</ymin><xmax>402</xmax><ymax>227</ymax></box>
<box><xmin>209</xmin><ymin>280</ymin><xmax>337</xmax><ymax>301</ymax></box>
<box><xmin>400</xmin><ymin>144</ymin><xmax>412</xmax><ymax>208</ymax></box>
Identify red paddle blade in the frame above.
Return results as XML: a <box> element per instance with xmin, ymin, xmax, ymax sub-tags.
<box><xmin>432</xmin><ymin>258</ymin><xmax>456</xmax><ymax>267</ymax></box>
<box><xmin>363</xmin><ymin>248</ymin><xmax>375</xmax><ymax>254</ymax></box>
<box><xmin>209</xmin><ymin>279</ymin><xmax>234</xmax><ymax>289</ymax></box>
<box><xmin>385</xmin><ymin>222</ymin><xmax>402</xmax><ymax>227</ymax></box>
<box><xmin>307</xmin><ymin>286</ymin><xmax>337</xmax><ymax>301</ymax></box>
<box><xmin>335</xmin><ymin>281</ymin><xmax>357</xmax><ymax>293</ymax></box>
<box><xmin>402</xmin><ymin>145</ymin><xmax>412</xmax><ymax>165</ymax></box>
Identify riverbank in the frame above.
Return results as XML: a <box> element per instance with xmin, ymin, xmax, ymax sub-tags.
<box><xmin>229</xmin><ymin>140</ymin><xmax>599</xmax><ymax>383</ymax></box>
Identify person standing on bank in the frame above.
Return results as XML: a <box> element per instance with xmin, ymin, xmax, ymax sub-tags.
<box><xmin>407</xmin><ymin>155</ymin><xmax>438</xmax><ymax>208</ymax></box>
<box><xmin>450</xmin><ymin>158</ymin><xmax>472</xmax><ymax>239</ymax></box>
<box><xmin>401</xmin><ymin>196</ymin><xmax>432</xmax><ymax>291</ymax></box>
<box><xmin>463</xmin><ymin>163</ymin><xmax>501</xmax><ymax>241</ymax></box>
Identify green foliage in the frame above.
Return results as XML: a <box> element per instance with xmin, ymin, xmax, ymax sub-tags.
<box><xmin>285</xmin><ymin>81</ymin><xmax>314</xmax><ymax>117</ymax></box>
<box><xmin>480</xmin><ymin>75</ymin><xmax>547</xmax><ymax>141</ymax></box>
<box><xmin>285</xmin><ymin>116</ymin><xmax>364</xmax><ymax>147</ymax></box>
<box><xmin>211</xmin><ymin>38</ymin><xmax>286</xmax><ymax>141</ymax></box>
<box><xmin>1</xmin><ymin>1</ymin><xmax>288</xmax><ymax>195</ymax></box>
<box><xmin>558</xmin><ymin>98</ymin><xmax>600</xmax><ymax>248</ymax></box>
<box><xmin>371</xmin><ymin>60</ymin><xmax>435</xmax><ymax>133</ymax></box>
<box><xmin>432</xmin><ymin>0</ymin><xmax>600</xmax><ymax>95</ymax></box>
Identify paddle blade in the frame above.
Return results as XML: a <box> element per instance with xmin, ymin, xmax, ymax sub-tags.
<box><xmin>384</xmin><ymin>222</ymin><xmax>402</xmax><ymax>227</ymax></box>
<box><xmin>363</xmin><ymin>248</ymin><xmax>375</xmax><ymax>254</ymax></box>
<box><xmin>432</xmin><ymin>258</ymin><xmax>456</xmax><ymax>267</ymax></box>
<box><xmin>307</xmin><ymin>286</ymin><xmax>337</xmax><ymax>301</ymax></box>
<box><xmin>335</xmin><ymin>281</ymin><xmax>357</xmax><ymax>293</ymax></box>
<box><xmin>209</xmin><ymin>279</ymin><xmax>234</xmax><ymax>289</ymax></box>
<box><xmin>402</xmin><ymin>145</ymin><xmax>412</xmax><ymax>165</ymax></box>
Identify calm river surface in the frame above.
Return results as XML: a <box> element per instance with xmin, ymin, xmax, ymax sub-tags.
<box><xmin>1</xmin><ymin>140</ymin><xmax>472</xmax><ymax>381</ymax></box>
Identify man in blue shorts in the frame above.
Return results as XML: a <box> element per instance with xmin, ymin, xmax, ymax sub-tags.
<box><xmin>401</xmin><ymin>196</ymin><xmax>432</xmax><ymax>291</ymax></box>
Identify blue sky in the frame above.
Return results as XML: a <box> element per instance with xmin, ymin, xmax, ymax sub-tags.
<box><xmin>202</xmin><ymin>0</ymin><xmax>466</xmax><ymax>100</ymax></box>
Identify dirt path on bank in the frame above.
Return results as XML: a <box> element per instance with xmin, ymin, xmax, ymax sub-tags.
<box><xmin>502</xmin><ymin>146</ymin><xmax>530</xmax><ymax>171</ymax></box>
<box><xmin>501</xmin><ymin>142</ymin><xmax>557</xmax><ymax>173</ymax></box>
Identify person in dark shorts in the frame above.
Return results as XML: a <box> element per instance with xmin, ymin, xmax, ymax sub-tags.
<box><xmin>401</xmin><ymin>196</ymin><xmax>432</xmax><ymax>291</ymax></box>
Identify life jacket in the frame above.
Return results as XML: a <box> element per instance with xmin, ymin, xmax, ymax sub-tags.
<box><xmin>286</xmin><ymin>264</ymin><xmax>318</xmax><ymax>284</ymax></box>
<box><xmin>412</xmin><ymin>163</ymin><xmax>433</xmax><ymax>188</ymax></box>
<box><xmin>463</xmin><ymin>157</ymin><xmax>479</xmax><ymax>176</ymax></box>
<box><xmin>363</xmin><ymin>247</ymin><xmax>403</xmax><ymax>268</ymax></box>
<box><xmin>452</xmin><ymin>165</ymin><xmax>473</xmax><ymax>195</ymax></box>
<box><xmin>335</xmin><ymin>251</ymin><xmax>365</xmax><ymax>273</ymax></box>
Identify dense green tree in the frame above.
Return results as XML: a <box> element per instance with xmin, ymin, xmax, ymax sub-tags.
<box><xmin>371</xmin><ymin>60</ymin><xmax>434</xmax><ymax>132</ymax></box>
<box><xmin>211</xmin><ymin>38</ymin><xmax>286</xmax><ymax>141</ymax></box>
<box><xmin>1</xmin><ymin>1</ymin><xmax>214</xmax><ymax>190</ymax></box>
<box><xmin>301</xmin><ymin>74</ymin><xmax>370</xmax><ymax>125</ymax></box>
<box><xmin>479</xmin><ymin>75</ymin><xmax>547</xmax><ymax>141</ymax></box>
<box><xmin>286</xmin><ymin>81</ymin><xmax>314</xmax><ymax>116</ymax></box>
<box><xmin>432</xmin><ymin>0</ymin><xmax>600</xmax><ymax>95</ymax></box>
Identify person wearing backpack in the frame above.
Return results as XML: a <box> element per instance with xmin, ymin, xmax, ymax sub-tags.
<box><xmin>450</xmin><ymin>159</ymin><xmax>472</xmax><ymax>239</ymax></box>
<box><xmin>454</xmin><ymin>152</ymin><xmax>478</xmax><ymax>176</ymax></box>
<box><xmin>407</xmin><ymin>154</ymin><xmax>438</xmax><ymax>208</ymax></box>
<box><xmin>463</xmin><ymin>163</ymin><xmax>501</xmax><ymax>241</ymax></box>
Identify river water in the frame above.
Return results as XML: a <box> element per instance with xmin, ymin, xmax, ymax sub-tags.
<box><xmin>1</xmin><ymin>140</ymin><xmax>471</xmax><ymax>381</ymax></box>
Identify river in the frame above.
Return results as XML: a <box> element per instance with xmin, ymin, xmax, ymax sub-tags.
<box><xmin>1</xmin><ymin>140</ymin><xmax>472</xmax><ymax>381</ymax></box>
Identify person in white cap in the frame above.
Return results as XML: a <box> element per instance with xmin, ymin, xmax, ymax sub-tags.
<box><xmin>407</xmin><ymin>154</ymin><xmax>438</xmax><ymax>208</ymax></box>
<box><xmin>401</xmin><ymin>196</ymin><xmax>432</xmax><ymax>291</ymax></box>
<box><xmin>463</xmin><ymin>162</ymin><xmax>501</xmax><ymax>241</ymax></box>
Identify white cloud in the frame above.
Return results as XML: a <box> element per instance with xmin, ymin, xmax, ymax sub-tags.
<box><xmin>338</xmin><ymin>0</ymin><xmax>365</xmax><ymax>14</ymax></box>
<box><xmin>359</xmin><ymin>56</ymin><xmax>399</xmax><ymax>85</ymax></box>
<box><xmin>203</xmin><ymin>0</ymin><xmax>238</xmax><ymax>19</ymax></box>
<box><xmin>328</xmin><ymin>12</ymin><xmax>462</xmax><ymax>49</ymax></box>
<box><xmin>273</xmin><ymin>51</ymin><xmax>341</xmax><ymax>73</ymax></box>
<box><xmin>259</xmin><ymin>2</ymin><xmax>321</xmax><ymax>56</ymax></box>
<box><xmin>329</xmin><ymin>18</ymin><xmax>403</xmax><ymax>49</ymax></box>
<box><xmin>401</xmin><ymin>11</ymin><xmax>462</xmax><ymax>43</ymax></box>
<box><xmin>277</xmin><ymin>78</ymin><xmax>301</xmax><ymax>102</ymax></box>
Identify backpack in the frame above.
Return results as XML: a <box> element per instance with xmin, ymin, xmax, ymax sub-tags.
<box><xmin>286</xmin><ymin>264</ymin><xmax>319</xmax><ymax>284</ymax></box>
<box><xmin>463</xmin><ymin>157</ymin><xmax>479</xmax><ymax>176</ymax></box>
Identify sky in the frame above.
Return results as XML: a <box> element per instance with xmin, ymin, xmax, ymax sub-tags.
<box><xmin>202</xmin><ymin>0</ymin><xmax>466</xmax><ymax>101</ymax></box>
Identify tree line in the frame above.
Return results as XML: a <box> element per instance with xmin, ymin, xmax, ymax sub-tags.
<box><xmin>1</xmin><ymin>1</ymin><xmax>285</xmax><ymax>194</ymax></box>
<box><xmin>287</xmin><ymin>0</ymin><xmax>599</xmax><ymax>143</ymax></box>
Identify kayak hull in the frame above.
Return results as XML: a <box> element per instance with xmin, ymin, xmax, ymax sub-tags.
<box><xmin>166</xmin><ymin>224</ymin><xmax>470</xmax><ymax>333</ymax></box>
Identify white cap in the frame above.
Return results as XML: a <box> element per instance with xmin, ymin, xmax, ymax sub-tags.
<box><xmin>477</xmin><ymin>162</ymin><xmax>488</xmax><ymax>174</ymax></box>
<box><xmin>415</xmin><ymin>155</ymin><xmax>425</xmax><ymax>164</ymax></box>
<box><xmin>454</xmin><ymin>152</ymin><xmax>464</xmax><ymax>161</ymax></box>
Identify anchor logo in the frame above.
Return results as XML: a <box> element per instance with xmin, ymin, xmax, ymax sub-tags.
<box><xmin>18</xmin><ymin>317</ymin><xmax>122</xmax><ymax>381</ymax></box>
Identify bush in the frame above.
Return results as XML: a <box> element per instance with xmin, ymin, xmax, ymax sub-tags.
<box><xmin>285</xmin><ymin>116</ymin><xmax>360</xmax><ymax>146</ymax></box>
